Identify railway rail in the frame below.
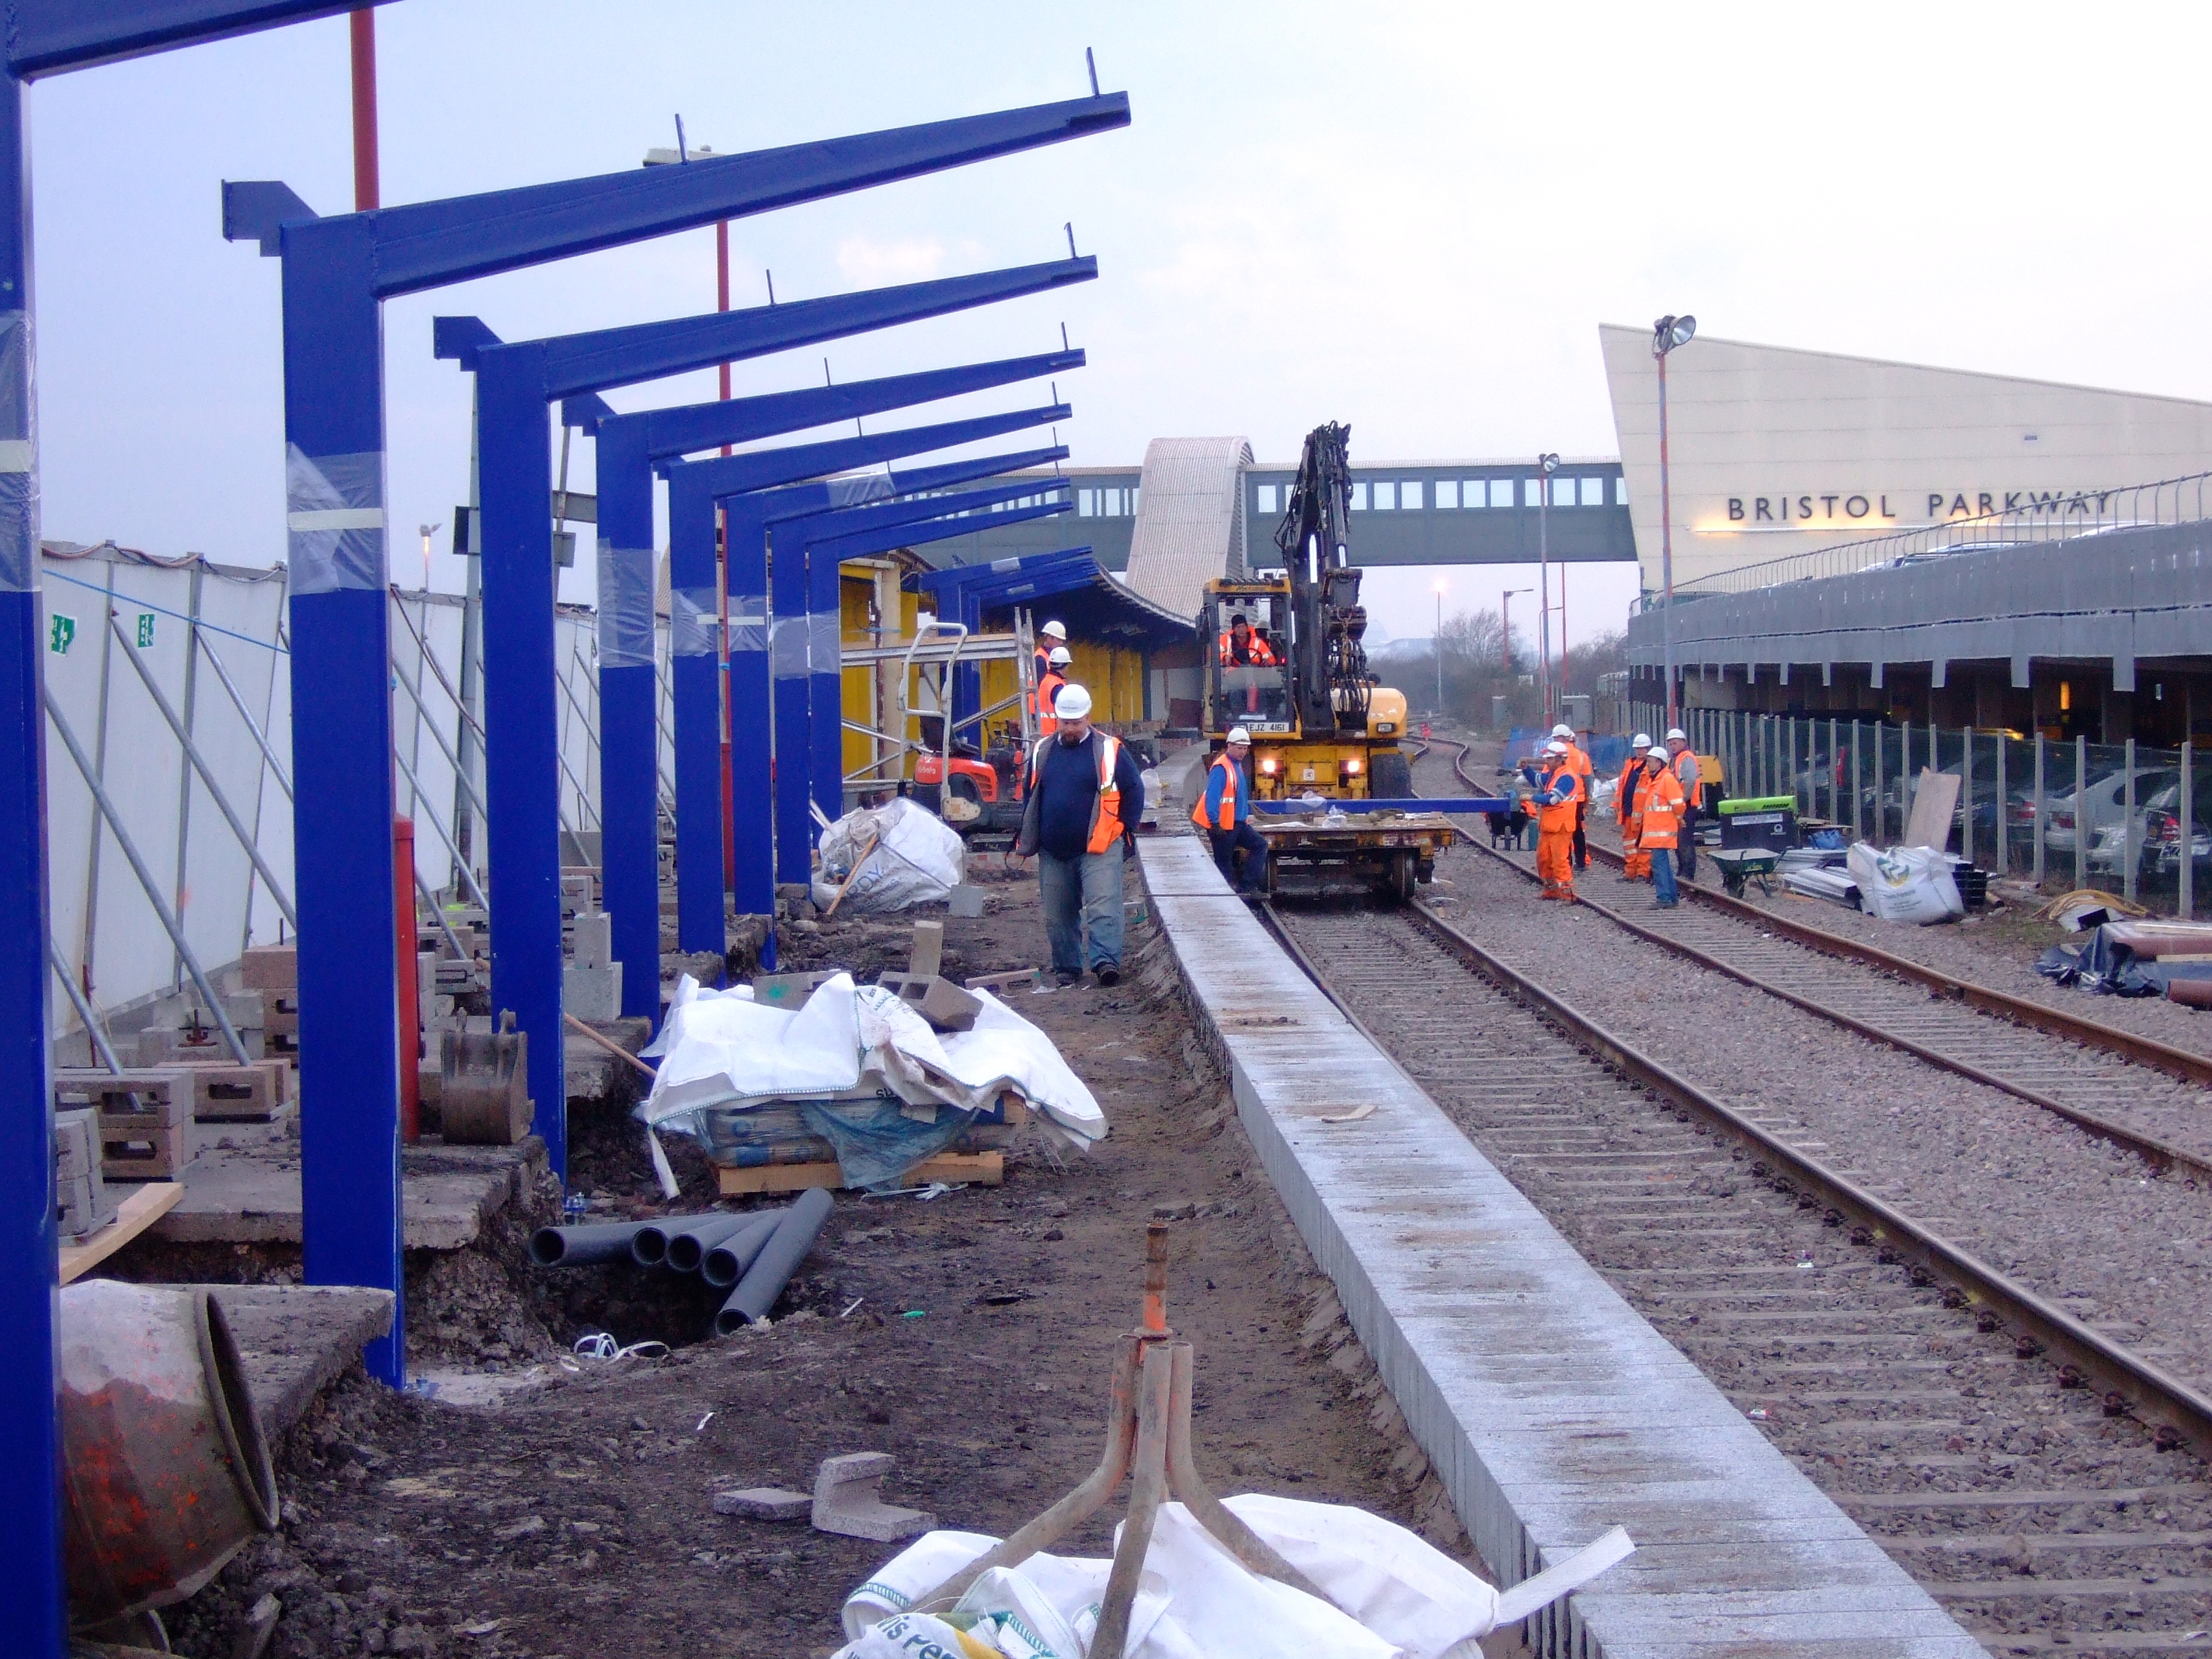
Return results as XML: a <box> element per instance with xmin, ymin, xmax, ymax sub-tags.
<box><xmin>1251</xmin><ymin>890</ymin><xmax>2212</xmax><ymax>1655</ymax></box>
<box><xmin>1419</xmin><ymin>739</ymin><xmax>2212</xmax><ymax>1188</ymax></box>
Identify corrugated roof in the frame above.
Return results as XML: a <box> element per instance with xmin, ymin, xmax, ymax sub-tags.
<box><xmin>1122</xmin><ymin>436</ymin><xmax>1253</xmax><ymax>619</ymax></box>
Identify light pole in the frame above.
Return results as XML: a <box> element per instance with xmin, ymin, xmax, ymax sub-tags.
<box><xmin>417</xmin><ymin>522</ymin><xmax>442</xmax><ymax>593</ymax></box>
<box><xmin>1535</xmin><ymin>454</ymin><xmax>1559</xmax><ymax>723</ymax></box>
<box><xmin>1433</xmin><ymin>578</ymin><xmax>1447</xmax><ymax>715</ymax></box>
<box><xmin>1652</xmin><ymin>313</ymin><xmax>1696</xmax><ymax>729</ymax></box>
<box><xmin>1501</xmin><ymin>586</ymin><xmax>1532</xmax><ymax>673</ymax></box>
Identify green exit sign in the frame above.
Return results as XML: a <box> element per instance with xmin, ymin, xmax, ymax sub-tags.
<box><xmin>47</xmin><ymin>614</ymin><xmax>74</xmax><ymax>655</ymax></box>
<box><xmin>136</xmin><ymin>613</ymin><xmax>155</xmax><ymax>648</ymax></box>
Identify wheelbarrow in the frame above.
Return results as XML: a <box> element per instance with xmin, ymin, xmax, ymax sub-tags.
<box><xmin>1709</xmin><ymin>847</ymin><xmax>1780</xmax><ymax>899</ymax></box>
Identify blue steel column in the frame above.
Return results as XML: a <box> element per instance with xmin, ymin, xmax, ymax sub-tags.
<box><xmin>593</xmin><ymin>421</ymin><xmax>660</xmax><ymax>1019</ymax></box>
<box><xmin>475</xmin><ymin>345</ymin><xmax>567</xmax><ymax>1174</ymax></box>
<box><xmin>669</xmin><ymin>478</ymin><xmax>725</xmax><ymax>955</ymax></box>
<box><xmin>770</xmin><ymin>527</ymin><xmax>813</xmax><ymax>887</ymax></box>
<box><xmin>809</xmin><ymin>537</ymin><xmax>845</xmax><ymax>823</ymax></box>
<box><xmin>725</xmin><ymin>499</ymin><xmax>775</xmax><ymax>928</ymax></box>
<box><xmin>281</xmin><ymin>214</ymin><xmax>404</xmax><ymax>1386</ymax></box>
<box><xmin>0</xmin><ymin>68</ymin><xmax>62</xmax><ymax>1656</ymax></box>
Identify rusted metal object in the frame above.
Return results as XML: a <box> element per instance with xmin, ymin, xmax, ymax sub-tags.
<box><xmin>2168</xmin><ymin>978</ymin><xmax>2212</xmax><ymax>1010</ymax></box>
<box><xmin>438</xmin><ymin>1010</ymin><xmax>532</xmax><ymax>1145</ymax></box>
<box><xmin>60</xmin><ymin>1282</ymin><xmax>276</xmax><ymax>1626</ymax></box>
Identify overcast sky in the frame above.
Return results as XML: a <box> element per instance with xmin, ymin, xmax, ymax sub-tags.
<box><xmin>28</xmin><ymin>1</ymin><xmax>2212</xmax><ymax>647</ymax></box>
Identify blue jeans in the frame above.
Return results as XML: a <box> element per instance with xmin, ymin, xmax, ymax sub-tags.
<box><xmin>1206</xmin><ymin>823</ymin><xmax>1269</xmax><ymax>892</ymax></box>
<box><xmin>1678</xmin><ymin>806</ymin><xmax>1698</xmax><ymax>878</ymax></box>
<box><xmin>1650</xmin><ymin>847</ymin><xmax>1678</xmax><ymax>905</ymax></box>
<box><xmin>1038</xmin><ymin>847</ymin><xmax>1125</xmax><ymax>973</ymax></box>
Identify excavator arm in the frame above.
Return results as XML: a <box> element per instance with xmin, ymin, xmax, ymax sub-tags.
<box><xmin>1271</xmin><ymin>422</ymin><xmax>1371</xmax><ymax>736</ymax></box>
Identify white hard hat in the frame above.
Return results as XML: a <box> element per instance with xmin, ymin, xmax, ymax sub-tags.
<box><xmin>1048</xmin><ymin>645</ymin><xmax>1072</xmax><ymax>666</ymax></box>
<box><xmin>1631</xmin><ymin>732</ymin><xmax>1651</xmax><ymax>748</ymax></box>
<box><xmin>1226</xmin><ymin>726</ymin><xmax>1252</xmax><ymax>745</ymax></box>
<box><xmin>1551</xmin><ymin>723</ymin><xmax>1574</xmax><ymax>737</ymax></box>
<box><xmin>1055</xmin><ymin>683</ymin><xmax>1094</xmax><ymax>720</ymax></box>
<box><xmin>1543</xmin><ymin>740</ymin><xmax>1567</xmax><ymax>756</ymax></box>
<box><xmin>1665</xmin><ymin>727</ymin><xmax>1687</xmax><ymax>742</ymax></box>
<box><xmin>1041</xmin><ymin>620</ymin><xmax>1067</xmax><ymax>640</ymax></box>
<box><xmin>1647</xmin><ymin>744</ymin><xmax>1670</xmax><ymax>759</ymax></box>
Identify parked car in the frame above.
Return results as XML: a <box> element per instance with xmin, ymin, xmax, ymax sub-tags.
<box><xmin>2088</xmin><ymin>767</ymin><xmax>2212</xmax><ymax>878</ymax></box>
<box><xmin>2018</xmin><ymin>764</ymin><xmax>2172</xmax><ymax>857</ymax></box>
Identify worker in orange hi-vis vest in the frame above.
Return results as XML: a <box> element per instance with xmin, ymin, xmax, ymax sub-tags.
<box><xmin>1033</xmin><ymin>618</ymin><xmax>1068</xmax><ymax>688</ymax></box>
<box><xmin>1637</xmin><ymin>743</ymin><xmax>1688</xmax><ymax>909</ymax></box>
<box><xmin>1664</xmin><ymin>726</ymin><xmax>1702</xmax><ymax>881</ymax></box>
<box><xmin>1522</xmin><ymin>740</ymin><xmax>1582</xmax><ymax>903</ymax></box>
<box><xmin>1034</xmin><ymin>645</ymin><xmax>1072</xmax><ymax>736</ymax></box>
<box><xmin>1615</xmin><ymin>732</ymin><xmax>1653</xmax><ymax>881</ymax></box>
<box><xmin>1553</xmin><ymin>722</ymin><xmax>1594</xmax><ymax>873</ymax></box>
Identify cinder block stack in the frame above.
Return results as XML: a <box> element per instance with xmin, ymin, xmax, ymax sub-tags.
<box><xmin>54</xmin><ymin>1069</ymin><xmax>199</xmax><ymax>1181</ymax></box>
<box><xmin>562</xmin><ymin>910</ymin><xmax>622</xmax><ymax>1022</ymax></box>
<box><xmin>52</xmin><ymin>1106</ymin><xmax>115</xmax><ymax>1240</ymax></box>
<box><xmin>240</xmin><ymin>943</ymin><xmax>300</xmax><ymax>1063</ymax></box>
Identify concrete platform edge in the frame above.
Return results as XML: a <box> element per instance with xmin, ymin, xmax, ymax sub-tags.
<box><xmin>1134</xmin><ymin>836</ymin><xmax>1988</xmax><ymax>1659</ymax></box>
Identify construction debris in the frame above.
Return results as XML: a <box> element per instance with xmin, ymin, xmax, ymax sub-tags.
<box><xmin>2040</xmin><ymin>920</ymin><xmax>2212</xmax><ymax>997</ymax></box>
<box><xmin>812</xmin><ymin>1452</ymin><xmax>936</xmax><ymax>1543</ymax></box>
<box><xmin>714</xmin><ymin>1487</ymin><xmax>812</xmax><ymax>1520</ymax></box>
<box><xmin>814</xmin><ymin>798</ymin><xmax>966</xmax><ymax>914</ymax></box>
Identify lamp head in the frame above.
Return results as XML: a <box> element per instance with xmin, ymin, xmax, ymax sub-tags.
<box><xmin>1653</xmin><ymin>314</ymin><xmax>1697</xmax><ymax>355</ymax></box>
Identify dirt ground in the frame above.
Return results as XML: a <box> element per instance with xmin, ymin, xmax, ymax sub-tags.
<box><xmin>161</xmin><ymin>850</ymin><xmax>1490</xmax><ymax>1659</ymax></box>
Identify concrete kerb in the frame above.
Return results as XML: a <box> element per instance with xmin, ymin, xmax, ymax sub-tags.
<box><xmin>1133</xmin><ymin>835</ymin><xmax>1984</xmax><ymax>1659</ymax></box>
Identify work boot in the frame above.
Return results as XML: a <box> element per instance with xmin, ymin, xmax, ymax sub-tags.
<box><xmin>1054</xmin><ymin>969</ymin><xmax>1081</xmax><ymax>988</ymax></box>
<box><xmin>1650</xmin><ymin>899</ymin><xmax>1678</xmax><ymax>909</ymax></box>
<box><xmin>1094</xmin><ymin>965</ymin><xmax>1121</xmax><ymax>987</ymax></box>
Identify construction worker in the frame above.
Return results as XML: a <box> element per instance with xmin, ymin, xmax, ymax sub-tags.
<box><xmin>1193</xmin><ymin>726</ymin><xmax>1268</xmax><ymax>896</ymax></box>
<box><xmin>1553</xmin><ymin>722</ymin><xmax>1594</xmax><ymax>872</ymax></box>
<box><xmin>1033</xmin><ymin>619</ymin><xmax>1068</xmax><ymax>687</ymax></box>
<box><xmin>1219</xmin><ymin>613</ymin><xmax>1278</xmax><ymax>666</ymax></box>
<box><xmin>1665</xmin><ymin>727</ymin><xmax>1702</xmax><ymax>882</ymax></box>
<box><xmin>1034</xmin><ymin>645</ymin><xmax>1072</xmax><ymax>736</ymax></box>
<box><xmin>1522</xmin><ymin>739</ymin><xmax>1581</xmax><ymax>902</ymax></box>
<box><xmin>1616</xmin><ymin>732</ymin><xmax>1652</xmax><ymax>882</ymax></box>
<box><xmin>1015</xmin><ymin>683</ymin><xmax>1146</xmax><ymax>987</ymax></box>
<box><xmin>1638</xmin><ymin>743</ymin><xmax>1686</xmax><ymax>908</ymax></box>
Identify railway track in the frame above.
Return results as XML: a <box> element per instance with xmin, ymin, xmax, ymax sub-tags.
<box><xmin>1421</xmin><ymin>739</ymin><xmax>2212</xmax><ymax>1188</ymax></box>
<box><xmin>1255</xmin><ymin>893</ymin><xmax>2212</xmax><ymax>1656</ymax></box>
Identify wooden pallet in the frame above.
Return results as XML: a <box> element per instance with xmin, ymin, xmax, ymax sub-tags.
<box><xmin>716</xmin><ymin>1151</ymin><xmax>1003</xmax><ymax>1197</ymax></box>
<box><xmin>59</xmin><ymin>1182</ymin><xmax>183</xmax><ymax>1284</ymax></box>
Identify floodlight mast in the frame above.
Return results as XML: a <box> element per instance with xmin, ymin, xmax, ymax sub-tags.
<box><xmin>1652</xmin><ymin>312</ymin><xmax>1696</xmax><ymax>730</ymax></box>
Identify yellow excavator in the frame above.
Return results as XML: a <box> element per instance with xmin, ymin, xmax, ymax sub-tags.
<box><xmin>1196</xmin><ymin>423</ymin><xmax>1454</xmax><ymax>900</ymax></box>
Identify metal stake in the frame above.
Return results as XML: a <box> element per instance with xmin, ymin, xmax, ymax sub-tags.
<box><xmin>2183</xmin><ymin>740</ymin><xmax>2195</xmax><ymax>920</ymax></box>
<box><xmin>2076</xmin><ymin>735</ymin><xmax>2087</xmax><ymax>892</ymax></box>
<box><xmin>2033</xmin><ymin>735</ymin><xmax>2047</xmax><ymax>887</ymax></box>
<box><xmin>2124</xmin><ymin>738</ymin><xmax>2137</xmax><ymax>904</ymax></box>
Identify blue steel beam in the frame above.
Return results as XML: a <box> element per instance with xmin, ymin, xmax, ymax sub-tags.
<box><xmin>7</xmin><ymin>1</ymin><xmax>391</xmax><ymax>77</ymax></box>
<box><xmin>802</xmin><ymin>499</ymin><xmax>1071</xmax><ymax>818</ymax></box>
<box><xmin>227</xmin><ymin>96</ymin><xmax>1122</xmax><ymax>1378</ymax></box>
<box><xmin>658</xmin><ymin>406</ymin><xmax>1068</xmax><ymax>948</ymax></box>
<box><xmin>695</xmin><ymin>446</ymin><xmax>1068</xmax><ymax>930</ymax></box>
<box><xmin>441</xmin><ymin>329</ymin><xmax>1083</xmax><ymax>1027</ymax></box>
<box><xmin>223</xmin><ymin>92</ymin><xmax>1128</xmax><ymax>299</ymax></box>
<box><xmin>5</xmin><ymin>5</ymin><xmax>421</xmax><ymax>1644</ymax></box>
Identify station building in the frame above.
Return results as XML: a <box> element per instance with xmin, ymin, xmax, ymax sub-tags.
<box><xmin>1604</xmin><ymin>327</ymin><xmax>2212</xmax><ymax>743</ymax></box>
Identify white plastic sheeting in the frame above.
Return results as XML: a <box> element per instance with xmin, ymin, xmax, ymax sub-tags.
<box><xmin>837</xmin><ymin>1498</ymin><xmax>1633</xmax><ymax>1659</ymax></box>
<box><xmin>38</xmin><ymin>547</ymin><xmax>638</xmax><ymax>1049</ymax></box>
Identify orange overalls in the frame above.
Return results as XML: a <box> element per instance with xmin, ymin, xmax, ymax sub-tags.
<box><xmin>1616</xmin><ymin>757</ymin><xmax>1651</xmax><ymax>879</ymax></box>
<box><xmin>1532</xmin><ymin>759</ymin><xmax>1581</xmax><ymax>901</ymax></box>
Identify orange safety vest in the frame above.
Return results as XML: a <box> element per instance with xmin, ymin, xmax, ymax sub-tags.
<box><xmin>1034</xmin><ymin>670</ymin><xmax>1067</xmax><ymax>736</ymax></box>
<box><xmin>1640</xmin><ymin>765</ymin><xmax>1686</xmax><ymax>849</ymax></box>
<box><xmin>1192</xmin><ymin>753</ymin><xmax>1241</xmax><ymax>830</ymax></box>
<box><xmin>1564</xmin><ymin>741</ymin><xmax>1593</xmax><ymax>784</ymax></box>
<box><xmin>1218</xmin><ymin>629</ymin><xmax>1278</xmax><ymax>666</ymax></box>
<box><xmin>1616</xmin><ymin>757</ymin><xmax>1646</xmax><ymax>826</ymax></box>
<box><xmin>1536</xmin><ymin>762</ymin><xmax>1579</xmax><ymax>834</ymax></box>
<box><xmin>1026</xmin><ymin>732</ymin><xmax>1127</xmax><ymax>854</ymax></box>
<box><xmin>1671</xmin><ymin>746</ymin><xmax>1702</xmax><ymax>809</ymax></box>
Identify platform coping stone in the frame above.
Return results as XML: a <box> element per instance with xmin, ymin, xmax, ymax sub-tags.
<box><xmin>1136</xmin><ymin>835</ymin><xmax>1984</xmax><ymax>1659</ymax></box>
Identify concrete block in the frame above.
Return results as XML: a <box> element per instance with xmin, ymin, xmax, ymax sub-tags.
<box><xmin>876</xmin><ymin>972</ymin><xmax>981</xmax><ymax>1032</ymax></box>
<box><xmin>908</xmin><ymin>919</ymin><xmax>944</xmax><ymax>978</ymax></box>
<box><xmin>714</xmin><ymin>1487</ymin><xmax>812</xmax><ymax>1521</ymax></box>
<box><xmin>562</xmin><ymin>962</ymin><xmax>622</xmax><ymax>1023</ymax></box>
<box><xmin>811</xmin><ymin>1452</ymin><xmax>934</xmax><ymax>1543</ymax></box>
<box><xmin>751</xmin><ymin>970</ymin><xmax>840</xmax><ymax>1010</ymax></box>
<box><xmin>946</xmin><ymin>885</ymin><xmax>985</xmax><ymax>918</ymax></box>
<box><xmin>53</xmin><ymin>1108</ymin><xmax>97</xmax><ymax>1184</ymax></box>
<box><xmin>55</xmin><ymin>1067</ymin><xmax>197</xmax><ymax>1126</ymax></box>
<box><xmin>238</xmin><ymin>944</ymin><xmax>297</xmax><ymax>992</ymax></box>
<box><xmin>965</xmin><ymin>968</ymin><xmax>1040</xmax><ymax>996</ymax></box>
<box><xmin>572</xmin><ymin>909</ymin><xmax>614</xmax><ymax>969</ymax></box>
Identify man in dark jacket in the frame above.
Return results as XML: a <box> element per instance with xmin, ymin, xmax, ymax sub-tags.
<box><xmin>1014</xmin><ymin>683</ymin><xmax>1146</xmax><ymax>986</ymax></box>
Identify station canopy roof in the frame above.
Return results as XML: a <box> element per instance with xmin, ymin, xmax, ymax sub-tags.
<box><xmin>907</xmin><ymin>545</ymin><xmax>1194</xmax><ymax>653</ymax></box>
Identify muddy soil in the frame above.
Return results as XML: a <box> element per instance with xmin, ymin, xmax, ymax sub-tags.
<box><xmin>165</xmin><ymin>852</ymin><xmax>1493</xmax><ymax>1659</ymax></box>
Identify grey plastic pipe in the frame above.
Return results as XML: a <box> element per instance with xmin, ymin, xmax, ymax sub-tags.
<box><xmin>700</xmin><ymin>1211</ymin><xmax>786</xmax><ymax>1287</ymax></box>
<box><xmin>633</xmin><ymin>1209</ymin><xmax>748</xmax><ymax>1268</ymax></box>
<box><xmin>528</xmin><ymin>1218</ymin><xmax>661</xmax><ymax>1267</ymax></box>
<box><xmin>666</xmin><ymin>1211</ymin><xmax>776</xmax><ymax>1275</ymax></box>
<box><xmin>715</xmin><ymin>1188</ymin><xmax>833</xmax><ymax>1334</ymax></box>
